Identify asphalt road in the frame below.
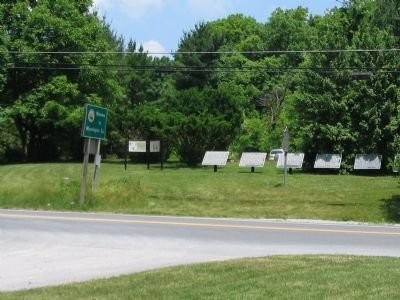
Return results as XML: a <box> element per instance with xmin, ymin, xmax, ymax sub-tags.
<box><xmin>1</xmin><ymin>209</ymin><xmax>400</xmax><ymax>291</ymax></box>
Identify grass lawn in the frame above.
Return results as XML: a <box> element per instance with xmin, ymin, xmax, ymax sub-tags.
<box><xmin>0</xmin><ymin>161</ymin><xmax>399</xmax><ymax>223</ymax></box>
<box><xmin>1</xmin><ymin>256</ymin><xmax>400</xmax><ymax>299</ymax></box>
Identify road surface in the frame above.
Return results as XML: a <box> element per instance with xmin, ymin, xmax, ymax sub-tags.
<box><xmin>1</xmin><ymin>209</ymin><xmax>400</xmax><ymax>291</ymax></box>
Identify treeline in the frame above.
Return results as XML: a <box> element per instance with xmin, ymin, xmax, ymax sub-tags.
<box><xmin>0</xmin><ymin>0</ymin><xmax>399</xmax><ymax>170</ymax></box>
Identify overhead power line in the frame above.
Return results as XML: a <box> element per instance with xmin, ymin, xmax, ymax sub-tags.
<box><xmin>5</xmin><ymin>48</ymin><xmax>400</xmax><ymax>73</ymax></box>
<box><xmin>6</xmin><ymin>62</ymin><xmax>400</xmax><ymax>74</ymax></box>
<box><xmin>2</xmin><ymin>48</ymin><xmax>400</xmax><ymax>56</ymax></box>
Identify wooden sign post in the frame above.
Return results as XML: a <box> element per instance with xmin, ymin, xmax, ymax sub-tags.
<box><xmin>80</xmin><ymin>138</ymin><xmax>91</xmax><ymax>204</ymax></box>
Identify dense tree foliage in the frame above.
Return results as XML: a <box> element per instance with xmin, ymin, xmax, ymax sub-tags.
<box><xmin>171</xmin><ymin>18</ymin><xmax>252</xmax><ymax>164</ymax></box>
<box><xmin>285</xmin><ymin>0</ymin><xmax>400</xmax><ymax>169</ymax></box>
<box><xmin>0</xmin><ymin>0</ymin><xmax>123</xmax><ymax>161</ymax></box>
<box><xmin>0</xmin><ymin>0</ymin><xmax>399</xmax><ymax>170</ymax></box>
<box><xmin>164</xmin><ymin>82</ymin><xmax>245</xmax><ymax>165</ymax></box>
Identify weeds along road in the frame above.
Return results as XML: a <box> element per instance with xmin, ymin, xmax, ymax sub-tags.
<box><xmin>1</xmin><ymin>209</ymin><xmax>400</xmax><ymax>291</ymax></box>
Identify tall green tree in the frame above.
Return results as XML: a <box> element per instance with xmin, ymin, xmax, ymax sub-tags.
<box><xmin>165</xmin><ymin>82</ymin><xmax>245</xmax><ymax>165</ymax></box>
<box><xmin>285</xmin><ymin>0</ymin><xmax>400</xmax><ymax>170</ymax></box>
<box><xmin>111</xmin><ymin>40</ymin><xmax>175</xmax><ymax>160</ymax></box>
<box><xmin>375</xmin><ymin>0</ymin><xmax>400</xmax><ymax>37</ymax></box>
<box><xmin>171</xmin><ymin>20</ymin><xmax>255</xmax><ymax>164</ymax></box>
<box><xmin>174</xmin><ymin>22</ymin><xmax>224</xmax><ymax>89</ymax></box>
<box><xmin>0</xmin><ymin>27</ymin><xmax>8</xmax><ymax>93</ymax></box>
<box><xmin>0</xmin><ymin>0</ymin><xmax>124</xmax><ymax>161</ymax></box>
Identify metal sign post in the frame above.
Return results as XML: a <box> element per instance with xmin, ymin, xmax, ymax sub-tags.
<box><xmin>124</xmin><ymin>137</ymin><xmax>128</xmax><ymax>171</ymax></box>
<box><xmin>282</xmin><ymin>127</ymin><xmax>290</xmax><ymax>186</ymax></box>
<box><xmin>150</xmin><ymin>140</ymin><xmax>162</xmax><ymax>170</ymax></box>
<box><xmin>160</xmin><ymin>141</ymin><xmax>164</xmax><ymax>170</ymax></box>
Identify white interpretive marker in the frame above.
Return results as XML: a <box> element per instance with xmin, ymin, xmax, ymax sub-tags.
<box><xmin>354</xmin><ymin>154</ymin><xmax>382</xmax><ymax>170</ymax></box>
<box><xmin>277</xmin><ymin>153</ymin><xmax>304</xmax><ymax>169</ymax></box>
<box><xmin>314</xmin><ymin>154</ymin><xmax>342</xmax><ymax>169</ymax></box>
<box><xmin>202</xmin><ymin>151</ymin><xmax>229</xmax><ymax>173</ymax></box>
<box><xmin>150</xmin><ymin>141</ymin><xmax>160</xmax><ymax>153</ymax></box>
<box><xmin>239</xmin><ymin>152</ymin><xmax>267</xmax><ymax>168</ymax></box>
<box><xmin>202</xmin><ymin>151</ymin><xmax>229</xmax><ymax>166</ymax></box>
<box><xmin>129</xmin><ymin>141</ymin><xmax>147</xmax><ymax>153</ymax></box>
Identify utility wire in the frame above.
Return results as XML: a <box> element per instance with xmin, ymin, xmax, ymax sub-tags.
<box><xmin>2</xmin><ymin>48</ymin><xmax>400</xmax><ymax>55</ymax></box>
<box><xmin>5</xmin><ymin>48</ymin><xmax>399</xmax><ymax>73</ymax></box>
<box><xmin>6</xmin><ymin>63</ymin><xmax>400</xmax><ymax>74</ymax></box>
<box><xmin>8</xmin><ymin>63</ymin><xmax>385</xmax><ymax>70</ymax></box>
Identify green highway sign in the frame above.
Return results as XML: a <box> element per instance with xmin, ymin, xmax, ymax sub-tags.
<box><xmin>81</xmin><ymin>104</ymin><xmax>108</xmax><ymax>140</ymax></box>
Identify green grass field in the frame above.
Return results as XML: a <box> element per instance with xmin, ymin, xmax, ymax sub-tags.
<box><xmin>0</xmin><ymin>161</ymin><xmax>399</xmax><ymax>223</ymax></box>
<box><xmin>1</xmin><ymin>256</ymin><xmax>400</xmax><ymax>299</ymax></box>
<box><xmin>1</xmin><ymin>163</ymin><xmax>400</xmax><ymax>298</ymax></box>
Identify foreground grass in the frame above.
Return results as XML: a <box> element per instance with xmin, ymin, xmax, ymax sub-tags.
<box><xmin>0</xmin><ymin>161</ymin><xmax>399</xmax><ymax>222</ymax></box>
<box><xmin>1</xmin><ymin>256</ymin><xmax>400</xmax><ymax>299</ymax></box>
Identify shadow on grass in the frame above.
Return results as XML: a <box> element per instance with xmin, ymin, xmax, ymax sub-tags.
<box><xmin>238</xmin><ymin>170</ymin><xmax>264</xmax><ymax>174</ymax></box>
<box><xmin>305</xmin><ymin>170</ymin><xmax>342</xmax><ymax>176</ymax></box>
<box><xmin>381</xmin><ymin>195</ymin><xmax>400</xmax><ymax>222</ymax></box>
<box><xmin>120</xmin><ymin>161</ymin><xmax>200</xmax><ymax>170</ymax></box>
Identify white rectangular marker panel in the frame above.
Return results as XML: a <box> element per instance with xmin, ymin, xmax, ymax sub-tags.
<box><xmin>202</xmin><ymin>151</ymin><xmax>229</xmax><ymax>166</ymax></box>
<box><xmin>150</xmin><ymin>141</ymin><xmax>160</xmax><ymax>153</ymax></box>
<box><xmin>314</xmin><ymin>154</ymin><xmax>342</xmax><ymax>169</ymax></box>
<box><xmin>276</xmin><ymin>153</ymin><xmax>305</xmax><ymax>169</ymax></box>
<box><xmin>129</xmin><ymin>141</ymin><xmax>146</xmax><ymax>153</ymax></box>
<box><xmin>239</xmin><ymin>152</ymin><xmax>267</xmax><ymax>167</ymax></box>
<box><xmin>354</xmin><ymin>154</ymin><xmax>382</xmax><ymax>170</ymax></box>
